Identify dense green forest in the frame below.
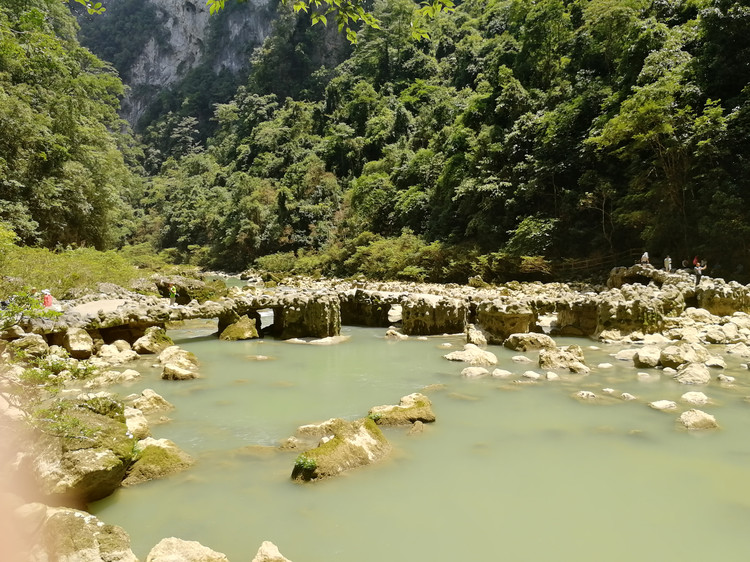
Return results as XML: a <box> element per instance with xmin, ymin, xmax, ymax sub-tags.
<box><xmin>2</xmin><ymin>0</ymin><xmax>750</xmax><ymax>283</ymax></box>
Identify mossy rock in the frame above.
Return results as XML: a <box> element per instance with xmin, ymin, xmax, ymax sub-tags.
<box><xmin>219</xmin><ymin>315</ymin><xmax>259</xmax><ymax>341</ymax></box>
<box><xmin>291</xmin><ymin>418</ymin><xmax>390</xmax><ymax>482</ymax></box>
<box><xmin>368</xmin><ymin>393</ymin><xmax>436</xmax><ymax>425</ymax></box>
<box><xmin>122</xmin><ymin>437</ymin><xmax>194</xmax><ymax>487</ymax></box>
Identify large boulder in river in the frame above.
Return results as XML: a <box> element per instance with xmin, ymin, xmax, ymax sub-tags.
<box><xmin>122</xmin><ymin>437</ymin><xmax>194</xmax><ymax>487</ymax></box>
<box><xmin>133</xmin><ymin>326</ymin><xmax>173</xmax><ymax>354</ymax></box>
<box><xmin>219</xmin><ymin>314</ymin><xmax>259</xmax><ymax>341</ymax></box>
<box><xmin>17</xmin><ymin>504</ymin><xmax>137</xmax><ymax>562</ymax></box>
<box><xmin>443</xmin><ymin>343</ymin><xmax>498</xmax><ymax>366</ymax></box>
<box><xmin>539</xmin><ymin>345</ymin><xmax>589</xmax><ymax>374</ymax></box>
<box><xmin>291</xmin><ymin>418</ymin><xmax>391</xmax><ymax>482</ymax></box>
<box><xmin>673</xmin><ymin>362</ymin><xmax>711</xmax><ymax>385</ymax></box>
<box><xmin>633</xmin><ymin>346</ymin><xmax>661</xmax><ymax>368</ymax></box>
<box><xmin>660</xmin><ymin>343</ymin><xmax>709</xmax><ymax>369</ymax></box>
<box><xmin>475</xmin><ymin>300</ymin><xmax>537</xmax><ymax>344</ymax></box>
<box><xmin>21</xmin><ymin>397</ymin><xmax>137</xmax><ymax>503</ymax></box>
<box><xmin>252</xmin><ymin>541</ymin><xmax>293</xmax><ymax>562</ymax></box>
<box><xmin>146</xmin><ymin>537</ymin><xmax>229</xmax><ymax>562</ymax></box>
<box><xmin>63</xmin><ymin>327</ymin><xmax>94</xmax><ymax>359</ymax></box>
<box><xmin>159</xmin><ymin>345</ymin><xmax>199</xmax><ymax>380</ymax></box>
<box><xmin>678</xmin><ymin>409</ymin><xmax>718</xmax><ymax>429</ymax></box>
<box><xmin>368</xmin><ymin>393</ymin><xmax>436</xmax><ymax>425</ymax></box>
<box><xmin>503</xmin><ymin>332</ymin><xmax>556</xmax><ymax>351</ymax></box>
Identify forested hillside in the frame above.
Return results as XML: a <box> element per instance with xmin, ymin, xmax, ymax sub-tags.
<box><xmin>2</xmin><ymin>0</ymin><xmax>750</xmax><ymax>283</ymax></box>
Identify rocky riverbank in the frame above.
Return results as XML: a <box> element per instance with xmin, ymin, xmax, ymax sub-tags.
<box><xmin>2</xmin><ymin>265</ymin><xmax>750</xmax><ymax>559</ymax></box>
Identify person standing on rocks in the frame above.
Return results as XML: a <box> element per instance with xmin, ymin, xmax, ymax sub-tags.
<box><xmin>663</xmin><ymin>255</ymin><xmax>672</xmax><ymax>272</ymax></box>
<box><xmin>695</xmin><ymin>261</ymin><xmax>707</xmax><ymax>286</ymax></box>
<box><xmin>641</xmin><ymin>251</ymin><xmax>650</xmax><ymax>266</ymax></box>
<box><xmin>169</xmin><ymin>284</ymin><xmax>177</xmax><ymax>307</ymax></box>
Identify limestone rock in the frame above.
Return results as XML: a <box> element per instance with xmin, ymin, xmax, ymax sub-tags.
<box><xmin>681</xmin><ymin>391</ymin><xmax>709</xmax><ymax>405</ymax></box>
<box><xmin>158</xmin><ymin>346</ymin><xmax>198</xmax><ymax>370</ymax></box>
<box><xmin>475</xmin><ymin>300</ymin><xmax>537</xmax><ymax>343</ymax></box>
<box><xmin>503</xmin><ymin>332</ymin><xmax>556</xmax><ymax>351</ymax></box>
<box><xmin>660</xmin><ymin>343</ymin><xmax>709</xmax><ymax>369</ymax></box>
<box><xmin>574</xmin><ymin>390</ymin><xmax>597</xmax><ymax>400</ymax></box>
<box><xmin>146</xmin><ymin>537</ymin><xmax>228</xmax><ymax>562</ymax></box>
<box><xmin>368</xmin><ymin>393</ymin><xmax>436</xmax><ymax>425</ymax></box>
<box><xmin>679</xmin><ymin>409</ymin><xmax>718</xmax><ymax>429</ymax></box>
<box><xmin>385</xmin><ymin>328</ymin><xmax>408</xmax><ymax>340</ymax></box>
<box><xmin>461</xmin><ymin>366</ymin><xmax>490</xmax><ymax>378</ymax></box>
<box><xmin>124</xmin><ymin>407</ymin><xmax>150</xmax><ymax>440</ymax></box>
<box><xmin>25</xmin><ymin>400</ymin><xmax>136</xmax><ymax>503</ymax></box>
<box><xmin>63</xmin><ymin>327</ymin><xmax>94</xmax><ymax>359</ymax></box>
<box><xmin>633</xmin><ymin>346</ymin><xmax>661</xmax><ymax>368</ymax></box>
<box><xmin>252</xmin><ymin>541</ymin><xmax>292</xmax><ymax>562</ymax></box>
<box><xmin>219</xmin><ymin>315</ymin><xmax>259</xmax><ymax>341</ymax></box>
<box><xmin>25</xmin><ymin>505</ymin><xmax>137</xmax><ymax>562</ymax></box>
<box><xmin>9</xmin><ymin>333</ymin><xmax>49</xmax><ymax>356</ymax></box>
<box><xmin>443</xmin><ymin>343</ymin><xmax>498</xmax><ymax>366</ymax></box>
<box><xmin>673</xmin><ymin>362</ymin><xmax>711</xmax><ymax>385</ymax></box>
<box><xmin>648</xmin><ymin>400</ymin><xmax>677</xmax><ymax>411</ymax></box>
<box><xmin>123</xmin><ymin>437</ymin><xmax>194</xmax><ymax>487</ymax></box>
<box><xmin>133</xmin><ymin>327</ymin><xmax>174</xmax><ymax>354</ymax></box>
<box><xmin>131</xmin><ymin>389</ymin><xmax>174</xmax><ymax>413</ymax></box>
<box><xmin>161</xmin><ymin>363</ymin><xmax>199</xmax><ymax>380</ymax></box>
<box><xmin>465</xmin><ymin>323</ymin><xmax>488</xmax><ymax>346</ymax></box>
<box><xmin>491</xmin><ymin>368</ymin><xmax>513</xmax><ymax>377</ymax></box>
<box><xmin>539</xmin><ymin>345</ymin><xmax>589</xmax><ymax>374</ymax></box>
<box><xmin>291</xmin><ymin>418</ymin><xmax>391</xmax><ymax>482</ymax></box>
<box><xmin>401</xmin><ymin>294</ymin><xmax>468</xmax><ymax>336</ymax></box>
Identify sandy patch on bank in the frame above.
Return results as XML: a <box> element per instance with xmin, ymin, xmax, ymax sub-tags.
<box><xmin>70</xmin><ymin>299</ymin><xmax>127</xmax><ymax>315</ymax></box>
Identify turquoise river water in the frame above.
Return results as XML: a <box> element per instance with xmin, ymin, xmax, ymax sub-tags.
<box><xmin>90</xmin><ymin>320</ymin><xmax>750</xmax><ymax>561</ymax></box>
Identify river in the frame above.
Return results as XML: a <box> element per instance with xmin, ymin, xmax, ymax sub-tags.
<box><xmin>90</xmin><ymin>319</ymin><xmax>750</xmax><ymax>561</ymax></box>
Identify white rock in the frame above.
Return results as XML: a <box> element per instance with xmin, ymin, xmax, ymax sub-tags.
<box><xmin>545</xmin><ymin>372</ymin><xmax>560</xmax><ymax>381</ymax></box>
<box><xmin>491</xmin><ymin>369</ymin><xmax>513</xmax><ymax>378</ymax></box>
<box><xmin>681</xmin><ymin>391</ymin><xmax>709</xmax><ymax>406</ymax></box>
<box><xmin>252</xmin><ymin>540</ymin><xmax>292</xmax><ymax>562</ymax></box>
<box><xmin>443</xmin><ymin>344</ymin><xmax>498</xmax><ymax>366</ymax></box>
<box><xmin>649</xmin><ymin>400</ymin><xmax>677</xmax><ymax>411</ymax></box>
<box><xmin>717</xmin><ymin>374</ymin><xmax>735</xmax><ymax>383</ymax></box>
<box><xmin>597</xmin><ymin>363</ymin><xmax>613</xmax><ymax>369</ymax></box>
<box><xmin>461</xmin><ymin>366</ymin><xmax>490</xmax><ymax>378</ymax></box>
<box><xmin>575</xmin><ymin>390</ymin><xmax>597</xmax><ymax>400</ymax></box>
<box><xmin>621</xmin><ymin>393</ymin><xmax>637</xmax><ymax>401</ymax></box>
<box><xmin>679</xmin><ymin>409</ymin><xmax>718</xmax><ymax>429</ymax></box>
<box><xmin>511</xmin><ymin>355</ymin><xmax>534</xmax><ymax>363</ymax></box>
<box><xmin>521</xmin><ymin>370</ymin><xmax>541</xmax><ymax>380</ymax></box>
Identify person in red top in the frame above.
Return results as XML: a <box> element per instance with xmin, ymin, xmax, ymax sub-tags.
<box><xmin>42</xmin><ymin>290</ymin><xmax>52</xmax><ymax>307</ymax></box>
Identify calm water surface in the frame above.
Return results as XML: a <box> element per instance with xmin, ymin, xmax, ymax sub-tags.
<box><xmin>90</xmin><ymin>321</ymin><xmax>750</xmax><ymax>561</ymax></box>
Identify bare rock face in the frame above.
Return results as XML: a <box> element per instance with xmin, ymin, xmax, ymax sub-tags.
<box><xmin>146</xmin><ymin>537</ymin><xmax>228</xmax><ymax>562</ymax></box>
<box><xmin>401</xmin><ymin>294</ymin><xmax>468</xmax><ymax>336</ymax></box>
<box><xmin>63</xmin><ymin>327</ymin><xmax>94</xmax><ymax>359</ymax></box>
<box><xmin>19</xmin><ymin>504</ymin><xmax>137</xmax><ymax>562</ymax></box>
<box><xmin>219</xmin><ymin>314</ymin><xmax>259</xmax><ymax>341</ymax></box>
<box><xmin>465</xmin><ymin>323</ymin><xmax>488</xmax><ymax>346</ymax></box>
<box><xmin>679</xmin><ymin>409</ymin><xmax>719</xmax><ymax>429</ymax></box>
<box><xmin>291</xmin><ymin>418</ymin><xmax>391</xmax><ymax>482</ymax></box>
<box><xmin>443</xmin><ymin>343</ymin><xmax>498</xmax><ymax>366</ymax></box>
<box><xmin>368</xmin><ymin>393</ymin><xmax>436</xmax><ymax>425</ymax></box>
<box><xmin>274</xmin><ymin>294</ymin><xmax>341</xmax><ymax>339</ymax></box>
<box><xmin>539</xmin><ymin>345</ymin><xmax>589</xmax><ymax>374</ymax></box>
<box><xmin>503</xmin><ymin>332</ymin><xmax>556</xmax><ymax>351</ymax></box>
<box><xmin>122</xmin><ymin>437</ymin><xmax>194</xmax><ymax>487</ymax></box>
<box><xmin>252</xmin><ymin>541</ymin><xmax>293</xmax><ymax>562</ymax></box>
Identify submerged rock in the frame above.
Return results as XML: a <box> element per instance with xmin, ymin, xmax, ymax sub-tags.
<box><xmin>291</xmin><ymin>418</ymin><xmax>391</xmax><ymax>482</ymax></box>
<box><xmin>368</xmin><ymin>393</ymin><xmax>436</xmax><ymax>425</ymax></box>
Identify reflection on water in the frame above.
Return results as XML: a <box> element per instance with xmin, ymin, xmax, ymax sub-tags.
<box><xmin>91</xmin><ymin>322</ymin><xmax>750</xmax><ymax>561</ymax></box>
